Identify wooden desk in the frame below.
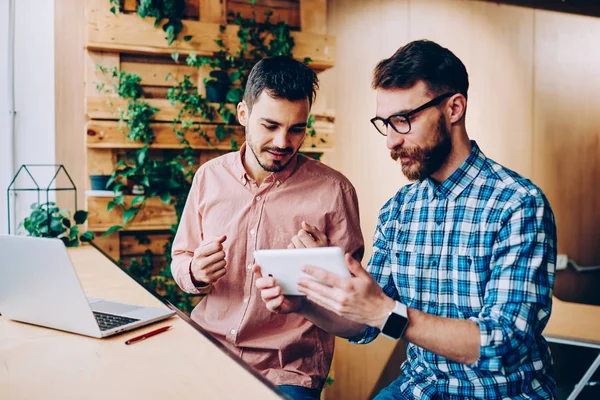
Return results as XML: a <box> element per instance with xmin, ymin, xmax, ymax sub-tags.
<box><xmin>544</xmin><ymin>297</ymin><xmax>600</xmax><ymax>400</ymax></box>
<box><xmin>0</xmin><ymin>245</ymin><xmax>283</xmax><ymax>400</ymax></box>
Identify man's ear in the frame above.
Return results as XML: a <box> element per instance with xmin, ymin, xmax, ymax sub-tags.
<box><xmin>447</xmin><ymin>94</ymin><xmax>467</xmax><ymax>124</ymax></box>
<box><xmin>237</xmin><ymin>101</ymin><xmax>249</xmax><ymax>127</ymax></box>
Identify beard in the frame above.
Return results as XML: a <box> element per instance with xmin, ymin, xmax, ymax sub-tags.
<box><xmin>390</xmin><ymin>116</ymin><xmax>452</xmax><ymax>181</ymax></box>
<box><xmin>246</xmin><ymin>127</ymin><xmax>297</xmax><ymax>173</ymax></box>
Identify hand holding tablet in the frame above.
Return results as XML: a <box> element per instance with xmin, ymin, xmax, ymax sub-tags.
<box><xmin>253</xmin><ymin>247</ymin><xmax>350</xmax><ymax>295</ymax></box>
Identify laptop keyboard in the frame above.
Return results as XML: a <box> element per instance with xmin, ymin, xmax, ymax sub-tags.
<box><xmin>93</xmin><ymin>311</ymin><xmax>140</xmax><ymax>331</ymax></box>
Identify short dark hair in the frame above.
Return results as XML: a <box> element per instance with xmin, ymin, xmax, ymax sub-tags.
<box><xmin>243</xmin><ymin>56</ymin><xmax>319</xmax><ymax>112</ymax></box>
<box><xmin>373</xmin><ymin>40</ymin><xmax>469</xmax><ymax>99</ymax></box>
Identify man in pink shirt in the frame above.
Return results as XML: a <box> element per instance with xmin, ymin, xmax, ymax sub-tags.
<box><xmin>171</xmin><ymin>56</ymin><xmax>364</xmax><ymax>399</ymax></box>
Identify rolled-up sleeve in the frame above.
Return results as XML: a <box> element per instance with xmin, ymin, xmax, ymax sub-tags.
<box><xmin>171</xmin><ymin>169</ymin><xmax>210</xmax><ymax>295</ymax></box>
<box><xmin>469</xmin><ymin>194</ymin><xmax>556</xmax><ymax>373</ymax></box>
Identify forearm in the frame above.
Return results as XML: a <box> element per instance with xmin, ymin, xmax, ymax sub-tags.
<box><xmin>404</xmin><ymin>308</ymin><xmax>480</xmax><ymax>365</ymax></box>
<box><xmin>300</xmin><ymin>299</ymin><xmax>366</xmax><ymax>339</ymax></box>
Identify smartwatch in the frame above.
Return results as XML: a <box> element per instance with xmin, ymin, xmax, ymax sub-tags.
<box><xmin>381</xmin><ymin>301</ymin><xmax>409</xmax><ymax>340</ymax></box>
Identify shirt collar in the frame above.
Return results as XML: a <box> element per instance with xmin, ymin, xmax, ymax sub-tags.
<box><xmin>424</xmin><ymin>141</ymin><xmax>486</xmax><ymax>201</ymax></box>
<box><xmin>234</xmin><ymin>142</ymin><xmax>299</xmax><ymax>186</ymax></box>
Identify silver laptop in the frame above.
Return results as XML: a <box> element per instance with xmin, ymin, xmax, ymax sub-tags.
<box><xmin>0</xmin><ymin>235</ymin><xmax>175</xmax><ymax>338</ymax></box>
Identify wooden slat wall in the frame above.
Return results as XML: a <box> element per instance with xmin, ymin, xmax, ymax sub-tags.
<box><xmin>228</xmin><ymin>0</ymin><xmax>301</xmax><ymax>27</ymax></box>
<box><xmin>78</xmin><ymin>0</ymin><xmax>335</xmax><ymax>260</ymax></box>
<box><xmin>86</xmin><ymin>0</ymin><xmax>334</xmax><ymax>69</ymax></box>
<box><xmin>87</xmin><ymin>196</ymin><xmax>178</xmax><ymax>232</ymax></box>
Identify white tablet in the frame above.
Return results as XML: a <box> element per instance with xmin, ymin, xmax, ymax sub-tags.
<box><xmin>253</xmin><ymin>247</ymin><xmax>350</xmax><ymax>296</ymax></box>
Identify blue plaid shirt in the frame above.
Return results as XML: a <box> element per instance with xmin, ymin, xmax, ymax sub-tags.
<box><xmin>353</xmin><ymin>142</ymin><xmax>557</xmax><ymax>399</ymax></box>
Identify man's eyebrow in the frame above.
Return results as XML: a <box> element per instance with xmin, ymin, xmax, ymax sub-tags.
<box><xmin>259</xmin><ymin>118</ymin><xmax>281</xmax><ymax>125</ymax></box>
<box><xmin>259</xmin><ymin>118</ymin><xmax>307</xmax><ymax>128</ymax></box>
<box><xmin>376</xmin><ymin>109</ymin><xmax>412</xmax><ymax>118</ymax></box>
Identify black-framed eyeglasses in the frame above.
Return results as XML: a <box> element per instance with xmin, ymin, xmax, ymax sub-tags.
<box><xmin>370</xmin><ymin>92</ymin><xmax>457</xmax><ymax>136</ymax></box>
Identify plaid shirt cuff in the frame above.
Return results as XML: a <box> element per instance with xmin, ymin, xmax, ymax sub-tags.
<box><xmin>348</xmin><ymin>325</ymin><xmax>380</xmax><ymax>345</ymax></box>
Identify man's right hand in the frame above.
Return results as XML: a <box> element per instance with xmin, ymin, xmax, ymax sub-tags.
<box><xmin>190</xmin><ymin>235</ymin><xmax>227</xmax><ymax>285</ymax></box>
<box><xmin>253</xmin><ymin>265</ymin><xmax>303</xmax><ymax>314</ymax></box>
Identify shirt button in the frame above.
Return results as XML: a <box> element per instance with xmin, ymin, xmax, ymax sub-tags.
<box><xmin>243</xmin><ymin>298</ymin><xmax>249</xmax><ymax>304</ymax></box>
<box><xmin>230</xmin><ymin>329</ymin><xmax>236</xmax><ymax>335</ymax></box>
<box><xmin>247</xmin><ymin>263</ymin><xmax>252</xmax><ymax>270</ymax></box>
<box><xmin>275</xmin><ymin>180</ymin><xmax>281</xmax><ymax>186</ymax></box>
<box><xmin>241</xmin><ymin>177</ymin><xmax>247</xmax><ymax>185</ymax></box>
<box><xmin>255</xmin><ymin>195</ymin><xmax>261</xmax><ymax>201</ymax></box>
<box><xmin>250</xmin><ymin>228</ymin><xmax>256</xmax><ymax>236</ymax></box>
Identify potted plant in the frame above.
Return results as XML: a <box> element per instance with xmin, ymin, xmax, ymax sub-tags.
<box><xmin>204</xmin><ymin>70</ymin><xmax>230</xmax><ymax>103</ymax></box>
<box><xmin>90</xmin><ymin>174</ymin><xmax>113</xmax><ymax>191</ymax></box>
<box><xmin>20</xmin><ymin>202</ymin><xmax>94</xmax><ymax>247</ymax></box>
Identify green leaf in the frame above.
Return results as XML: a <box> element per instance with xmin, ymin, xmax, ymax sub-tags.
<box><xmin>114</xmin><ymin>193</ymin><xmax>125</xmax><ymax>206</ymax></box>
<box><xmin>226</xmin><ymin>88</ymin><xmax>243</xmax><ymax>103</ymax></box>
<box><xmin>110</xmin><ymin>6</ymin><xmax>116</xmax><ymax>14</ymax></box>
<box><xmin>69</xmin><ymin>225</ymin><xmax>80</xmax><ymax>240</ymax></box>
<box><xmin>50</xmin><ymin>218</ymin><xmax>65</xmax><ymax>233</ymax></box>
<box><xmin>215</xmin><ymin>125</ymin><xmax>227</xmax><ymax>141</ymax></box>
<box><xmin>165</xmin><ymin>72</ymin><xmax>172</xmax><ymax>81</ymax></box>
<box><xmin>73</xmin><ymin>210</ymin><xmax>88</xmax><ymax>225</ymax></box>
<box><xmin>137</xmin><ymin>148</ymin><xmax>147</xmax><ymax>165</ymax></box>
<box><xmin>183</xmin><ymin>35</ymin><xmax>192</xmax><ymax>42</ymax></box>
<box><xmin>80</xmin><ymin>231</ymin><xmax>95</xmax><ymax>242</ymax></box>
<box><xmin>171</xmin><ymin>51</ymin><xmax>179</xmax><ymax>62</ymax></box>
<box><xmin>123</xmin><ymin>208</ymin><xmax>139</xmax><ymax>225</ymax></box>
<box><xmin>131</xmin><ymin>195</ymin><xmax>146</xmax><ymax>207</ymax></box>
<box><xmin>160</xmin><ymin>193</ymin><xmax>171</xmax><ymax>205</ymax></box>
<box><xmin>104</xmin><ymin>225</ymin><xmax>123</xmax><ymax>236</ymax></box>
<box><xmin>229</xmin><ymin>71</ymin><xmax>242</xmax><ymax>82</ymax></box>
<box><xmin>107</xmin><ymin>200</ymin><xmax>116</xmax><ymax>212</ymax></box>
<box><xmin>62</xmin><ymin>218</ymin><xmax>72</xmax><ymax>228</ymax></box>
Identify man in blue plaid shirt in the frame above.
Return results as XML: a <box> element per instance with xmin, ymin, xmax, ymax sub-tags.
<box><xmin>255</xmin><ymin>40</ymin><xmax>557</xmax><ymax>399</ymax></box>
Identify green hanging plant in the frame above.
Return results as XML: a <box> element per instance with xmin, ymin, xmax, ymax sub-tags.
<box><xmin>110</xmin><ymin>0</ymin><xmax>188</xmax><ymax>46</ymax></box>
<box><xmin>99</xmin><ymin>0</ymin><xmax>306</xmax><ymax>314</ymax></box>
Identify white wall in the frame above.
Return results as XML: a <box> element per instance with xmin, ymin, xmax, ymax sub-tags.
<box><xmin>0</xmin><ymin>0</ymin><xmax>56</xmax><ymax>234</ymax></box>
<box><xmin>0</xmin><ymin>1</ymin><xmax>10</xmax><ymax>234</ymax></box>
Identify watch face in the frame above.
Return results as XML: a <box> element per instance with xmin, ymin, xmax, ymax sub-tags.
<box><xmin>382</xmin><ymin>312</ymin><xmax>409</xmax><ymax>339</ymax></box>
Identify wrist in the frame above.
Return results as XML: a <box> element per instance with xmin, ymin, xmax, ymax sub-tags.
<box><xmin>372</xmin><ymin>296</ymin><xmax>396</xmax><ymax>329</ymax></box>
<box><xmin>189</xmin><ymin>262</ymin><xmax>209</xmax><ymax>288</ymax></box>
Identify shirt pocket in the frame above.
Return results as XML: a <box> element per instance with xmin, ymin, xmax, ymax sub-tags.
<box><xmin>390</xmin><ymin>250</ymin><xmax>428</xmax><ymax>312</ymax></box>
<box><xmin>450</xmin><ymin>250</ymin><xmax>492</xmax><ymax>317</ymax></box>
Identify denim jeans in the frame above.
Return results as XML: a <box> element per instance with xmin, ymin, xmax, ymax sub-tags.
<box><xmin>372</xmin><ymin>375</ymin><xmax>412</xmax><ymax>400</ymax></box>
<box><xmin>278</xmin><ymin>385</ymin><xmax>321</xmax><ymax>400</ymax></box>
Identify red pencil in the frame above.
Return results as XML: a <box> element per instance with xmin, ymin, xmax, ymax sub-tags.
<box><xmin>125</xmin><ymin>325</ymin><xmax>172</xmax><ymax>345</ymax></box>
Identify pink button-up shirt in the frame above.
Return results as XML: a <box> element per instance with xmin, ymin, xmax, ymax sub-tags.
<box><xmin>171</xmin><ymin>144</ymin><xmax>364</xmax><ymax>389</ymax></box>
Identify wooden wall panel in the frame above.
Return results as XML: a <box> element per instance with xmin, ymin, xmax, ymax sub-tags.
<box><xmin>532</xmin><ymin>10</ymin><xmax>600</xmax><ymax>266</ymax></box>
<box><xmin>228</xmin><ymin>0</ymin><xmax>300</xmax><ymax>27</ymax></box>
<box><xmin>300</xmin><ymin>0</ymin><xmax>326</xmax><ymax>34</ymax></box>
<box><xmin>324</xmin><ymin>0</ymin><xmax>600</xmax><ymax>399</ymax></box>
<box><xmin>409</xmin><ymin>0</ymin><xmax>535</xmax><ymax>177</ymax></box>
<box><xmin>55</xmin><ymin>0</ymin><xmax>86</xmax><ymax>212</ymax></box>
<box><xmin>324</xmin><ymin>1</ymin><xmax>410</xmax><ymax>399</ymax></box>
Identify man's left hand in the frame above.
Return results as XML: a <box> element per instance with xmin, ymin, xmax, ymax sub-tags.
<box><xmin>297</xmin><ymin>253</ymin><xmax>396</xmax><ymax>329</ymax></box>
<box><xmin>288</xmin><ymin>221</ymin><xmax>328</xmax><ymax>249</ymax></box>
